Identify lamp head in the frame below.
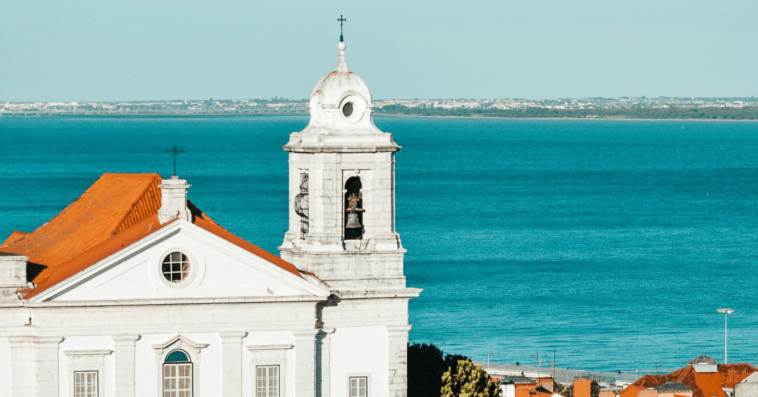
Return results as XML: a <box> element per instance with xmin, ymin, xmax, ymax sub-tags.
<box><xmin>717</xmin><ymin>308</ymin><xmax>735</xmax><ymax>314</ymax></box>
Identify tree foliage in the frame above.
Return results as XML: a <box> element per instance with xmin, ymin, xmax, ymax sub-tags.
<box><xmin>408</xmin><ymin>343</ymin><xmax>446</xmax><ymax>397</ymax></box>
<box><xmin>554</xmin><ymin>381</ymin><xmax>572</xmax><ymax>397</ymax></box>
<box><xmin>591</xmin><ymin>380</ymin><xmax>600</xmax><ymax>397</ymax></box>
<box><xmin>408</xmin><ymin>343</ymin><xmax>500</xmax><ymax>397</ymax></box>
<box><xmin>441</xmin><ymin>359</ymin><xmax>502</xmax><ymax>397</ymax></box>
<box><xmin>551</xmin><ymin>379</ymin><xmax>601</xmax><ymax>397</ymax></box>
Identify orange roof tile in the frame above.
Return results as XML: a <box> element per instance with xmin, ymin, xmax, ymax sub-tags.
<box><xmin>1</xmin><ymin>230</ymin><xmax>28</xmax><ymax>246</ymax></box>
<box><xmin>631</xmin><ymin>364</ymin><xmax>758</xmax><ymax>397</ymax></box>
<box><xmin>24</xmin><ymin>215</ymin><xmax>171</xmax><ymax>299</ymax></box>
<box><xmin>0</xmin><ymin>173</ymin><xmax>163</xmax><ymax>285</ymax></box>
<box><xmin>515</xmin><ymin>385</ymin><xmax>553</xmax><ymax>397</ymax></box>
<box><xmin>620</xmin><ymin>385</ymin><xmax>646</xmax><ymax>397</ymax></box>
<box><xmin>2</xmin><ymin>172</ymin><xmax>303</xmax><ymax>299</ymax></box>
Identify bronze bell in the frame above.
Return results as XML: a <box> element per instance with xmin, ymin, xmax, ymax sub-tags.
<box><xmin>345</xmin><ymin>211</ymin><xmax>362</xmax><ymax>229</ymax></box>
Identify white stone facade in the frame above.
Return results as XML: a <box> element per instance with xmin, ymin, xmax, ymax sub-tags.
<box><xmin>0</xmin><ymin>40</ymin><xmax>420</xmax><ymax>396</ymax></box>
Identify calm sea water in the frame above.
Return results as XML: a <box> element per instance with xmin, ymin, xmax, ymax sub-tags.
<box><xmin>1</xmin><ymin>116</ymin><xmax>757</xmax><ymax>373</ymax></box>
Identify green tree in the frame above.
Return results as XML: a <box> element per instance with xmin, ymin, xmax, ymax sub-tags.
<box><xmin>408</xmin><ymin>343</ymin><xmax>446</xmax><ymax>397</ymax></box>
<box><xmin>441</xmin><ymin>359</ymin><xmax>501</xmax><ymax>397</ymax></box>
<box><xmin>591</xmin><ymin>380</ymin><xmax>600</xmax><ymax>397</ymax></box>
<box><xmin>553</xmin><ymin>381</ymin><xmax>572</xmax><ymax>397</ymax></box>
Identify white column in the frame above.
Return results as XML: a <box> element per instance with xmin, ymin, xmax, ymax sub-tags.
<box><xmin>387</xmin><ymin>325</ymin><xmax>412</xmax><ymax>397</ymax></box>
<box><xmin>113</xmin><ymin>334</ymin><xmax>140</xmax><ymax>397</ymax></box>
<box><xmin>220</xmin><ymin>332</ymin><xmax>247</xmax><ymax>397</ymax></box>
<box><xmin>319</xmin><ymin>328</ymin><xmax>335</xmax><ymax>397</ymax></box>
<box><xmin>294</xmin><ymin>330</ymin><xmax>318</xmax><ymax>397</ymax></box>
<box><xmin>8</xmin><ymin>336</ymin><xmax>35</xmax><ymax>397</ymax></box>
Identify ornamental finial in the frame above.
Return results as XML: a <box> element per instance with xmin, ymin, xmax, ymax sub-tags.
<box><xmin>336</xmin><ymin>42</ymin><xmax>348</xmax><ymax>72</ymax></box>
<box><xmin>337</xmin><ymin>15</ymin><xmax>346</xmax><ymax>43</ymax></box>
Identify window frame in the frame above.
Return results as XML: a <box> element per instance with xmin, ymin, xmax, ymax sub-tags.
<box><xmin>246</xmin><ymin>344</ymin><xmax>292</xmax><ymax>397</ymax></box>
<box><xmin>162</xmin><ymin>352</ymin><xmax>193</xmax><ymax>397</ymax></box>
<box><xmin>347</xmin><ymin>374</ymin><xmax>371</xmax><ymax>397</ymax></box>
<box><xmin>64</xmin><ymin>349</ymin><xmax>111</xmax><ymax>397</ymax></box>
<box><xmin>152</xmin><ymin>335</ymin><xmax>208</xmax><ymax>397</ymax></box>
<box><xmin>255</xmin><ymin>365</ymin><xmax>280</xmax><ymax>397</ymax></box>
<box><xmin>74</xmin><ymin>370</ymin><xmax>99</xmax><ymax>397</ymax></box>
<box><xmin>157</xmin><ymin>248</ymin><xmax>199</xmax><ymax>289</ymax></box>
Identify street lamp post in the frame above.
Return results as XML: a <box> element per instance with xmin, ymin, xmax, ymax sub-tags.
<box><xmin>717</xmin><ymin>308</ymin><xmax>734</xmax><ymax>364</ymax></box>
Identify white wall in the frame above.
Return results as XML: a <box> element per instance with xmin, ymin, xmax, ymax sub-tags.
<box><xmin>0</xmin><ymin>337</ymin><xmax>10</xmax><ymax>397</ymax></box>
<box><xmin>330</xmin><ymin>326</ymin><xmax>388</xmax><ymax>397</ymax></box>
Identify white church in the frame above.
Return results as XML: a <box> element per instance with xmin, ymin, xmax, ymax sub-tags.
<box><xmin>0</xmin><ymin>39</ymin><xmax>420</xmax><ymax>397</ymax></box>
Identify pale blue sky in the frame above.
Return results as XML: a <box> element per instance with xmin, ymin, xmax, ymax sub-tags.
<box><xmin>0</xmin><ymin>0</ymin><xmax>755</xmax><ymax>101</ymax></box>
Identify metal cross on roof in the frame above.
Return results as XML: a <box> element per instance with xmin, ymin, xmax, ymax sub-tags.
<box><xmin>165</xmin><ymin>145</ymin><xmax>184</xmax><ymax>176</ymax></box>
<box><xmin>337</xmin><ymin>15</ymin><xmax>346</xmax><ymax>42</ymax></box>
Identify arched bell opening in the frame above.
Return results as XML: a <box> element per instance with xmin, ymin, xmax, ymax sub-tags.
<box><xmin>344</xmin><ymin>176</ymin><xmax>364</xmax><ymax>240</ymax></box>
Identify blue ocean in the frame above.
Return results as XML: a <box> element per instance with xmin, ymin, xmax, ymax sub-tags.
<box><xmin>1</xmin><ymin>116</ymin><xmax>757</xmax><ymax>373</ymax></box>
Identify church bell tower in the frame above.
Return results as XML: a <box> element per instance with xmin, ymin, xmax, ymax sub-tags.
<box><xmin>279</xmin><ymin>40</ymin><xmax>406</xmax><ymax>290</ymax></box>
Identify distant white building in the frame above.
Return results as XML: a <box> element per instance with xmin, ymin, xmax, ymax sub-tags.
<box><xmin>0</xmin><ymin>39</ymin><xmax>420</xmax><ymax>397</ymax></box>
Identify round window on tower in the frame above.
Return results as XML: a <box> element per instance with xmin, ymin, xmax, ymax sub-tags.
<box><xmin>342</xmin><ymin>102</ymin><xmax>354</xmax><ymax>117</ymax></box>
<box><xmin>162</xmin><ymin>252</ymin><xmax>191</xmax><ymax>283</ymax></box>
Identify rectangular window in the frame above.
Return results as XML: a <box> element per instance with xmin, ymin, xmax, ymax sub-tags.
<box><xmin>349</xmin><ymin>377</ymin><xmax>368</xmax><ymax>397</ymax></box>
<box><xmin>256</xmin><ymin>365</ymin><xmax>280</xmax><ymax>397</ymax></box>
<box><xmin>163</xmin><ymin>363</ymin><xmax>192</xmax><ymax>397</ymax></box>
<box><xmin>74</xmin><ymin>371</ymin><xmax>98</xmax><ymax>397</ymax></box>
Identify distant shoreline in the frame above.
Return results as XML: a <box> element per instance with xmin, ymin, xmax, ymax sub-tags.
<box><xmin>2</xmin><ymin>112</ymin><xmax>758</xmax><ymax>122</ymax></box>
<box><xmin>373</xmin><ymin>114</ymin><xmax>758</xmax><ymax>122</ymax></box>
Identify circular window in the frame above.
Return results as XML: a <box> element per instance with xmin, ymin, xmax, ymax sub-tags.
<box><xmin>162</xmin><ymin>252</ymin><xmax>191</xmax><ymax>283</ymax></box>
<box><xmin>342</xmin><ymin>102</ymin><xmax>354</xmax><ymax>117</ymax></box>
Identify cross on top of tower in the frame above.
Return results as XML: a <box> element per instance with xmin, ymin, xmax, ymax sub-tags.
<box><xmin>337</xmin><ymin>15</ymin><xmax>346</xmax><ymax>42</ymax></box>
<box><xmin>165</xmin><ymin>145</ymin><xmax>184</xmax><ymax>176</ymax></box>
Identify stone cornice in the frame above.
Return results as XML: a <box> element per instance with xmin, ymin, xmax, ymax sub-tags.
<box><xmin>386</xmin><ymin>325</ymin><xmax>412</xmax><ymax>334</ymax></box>
<box><xmin>284</xmin><ymin>145</ymin><xmax>400</xmax><ymax>153</ymax></box>
<box><xmin>332</xmin><ymin>288</ymin><xmax>423</xmax><ymax>300</ymax></box>
<box><xmin>245</xmin><ymin>344</ymin><xmax>294</xmax><ymax>351</ymax></box>
<box><xmin>17</xmin><ymin>294</ymin><xmax>329</xmax><ymax>308</ymax></box>
<box><xmin>64</xmin><ymin>349</ymin><xmax>113</xmax><ymax>356</ymax></box>
<box><xmin>219</xmin><ymin>331</ymin><xmax>248</xmax><ymax>340</ymax></box>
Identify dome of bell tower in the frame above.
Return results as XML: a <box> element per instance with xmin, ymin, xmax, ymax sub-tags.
<box><xmin>309</xmin><ymin>42</ymin><xmax>373</xmax><ymax>111</ymax></box>
<box><xmin>298</xmin><ymin>42</ymin><xmax>389</xmax><ymax>136</ymax></box>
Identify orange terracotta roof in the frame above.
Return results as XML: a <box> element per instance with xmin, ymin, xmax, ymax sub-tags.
<box><xmin>0</xmin><ymin>173</ymin><xmax>163</xmax><ymax>285</ymax></box>
<box><xmin>1</xmin><ymin>230</ymin><xmax>28</xmax><ymax>246</ymax></box>
<box><xmin>24</xmin><ymin>215</ymin><xmax>171</xmax><ymax>299</ymax></box>
<box><xmin>2</xmin><ymin>172</ymin><xmax>303</xmax><ymax>299</ymax></box>
<box><xmin>631</xmin><ymin>364</ymin><xmax>758</xmax><ymax>397</ymax></box>
<box><xmin>515</xmin><ymin>385</ymin><xmax>553</xmax><ymax>397</ymax></box>
<box><xmin>619</xmin><ymin>385</ymin><xmax>646</xmax><ymax>397</ymax></box>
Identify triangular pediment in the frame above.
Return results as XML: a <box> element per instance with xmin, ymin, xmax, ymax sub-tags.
<box><xmin>29</xmin><ymin>220</ymin><xmax>329</xmax><ymax>302</ymax></box>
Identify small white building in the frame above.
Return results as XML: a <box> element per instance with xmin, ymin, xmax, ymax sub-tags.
<box><xmin>0</xmin><ymin>40</ymin><xmax>420</xmax><ymax>397</ymax></box>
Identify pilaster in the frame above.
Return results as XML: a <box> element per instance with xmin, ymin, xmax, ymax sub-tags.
<box><xmin>293</xmin><ymin>329</ymin><xmax>319</xmax><ymax>397</ymax></box>
<box><xmin>387</xmin><ymin>325</ymin><xmax>412</xmax><ymax>397</ymax></box>
<box><xmin>8</xmin><ymin>336</ymin><xmax>63</xmax><ymax>397</ymax></box>
<box><xmin>112</xmin><ymin>334</ymin><xmax>140</xmax><ymax>397</ymax></box>
<box><xmin>318</xmin><ymin>328</ymin><xmax>336</xmax><ymax>397</ymax></box>
<box><xmin>8</xmin><ymin>336</ymin><xmax>35</xmax><ymax>397</ymax></box>
<box><xmin>220</xmin><ymin>331</ymin><xmax>247</xmax><ymax>397</ymax></box>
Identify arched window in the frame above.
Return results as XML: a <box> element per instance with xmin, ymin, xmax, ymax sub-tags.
<box><xmin>163</xmin><ymin>350</ymin><xmax>192</xmax><ymax>397</ymax></box>
<box><xmin>344</xmin><ymin>177</ymin><xmax>364</xmax><ymax>240</ymax></box>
